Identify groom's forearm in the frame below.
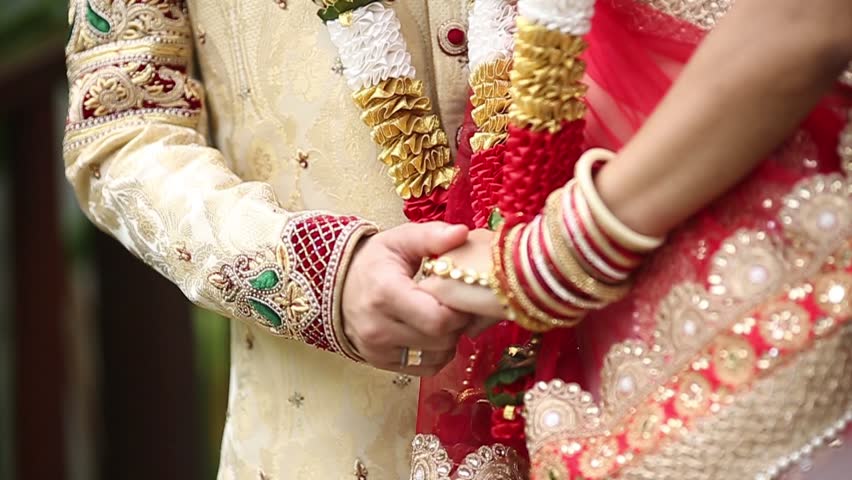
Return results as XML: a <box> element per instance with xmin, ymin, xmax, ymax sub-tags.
<box><xmin>595</xmin><ymin>0</ymin><xmax>852</xmax><ymax>237</ymax></box>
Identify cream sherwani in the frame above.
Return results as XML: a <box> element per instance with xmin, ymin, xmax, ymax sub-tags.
<box><xmin>63</xmin><ymin>0</ymin><xmax>471</xmax><ymax>478</ymax></box>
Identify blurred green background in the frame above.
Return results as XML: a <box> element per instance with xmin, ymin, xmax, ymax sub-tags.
<box><xmin>0</xmin><ymin>1</ymin><xmax>230</xmax><ymax>479</ymax></box>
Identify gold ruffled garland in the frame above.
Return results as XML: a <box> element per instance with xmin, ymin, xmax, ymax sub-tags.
<box><xmin>321</xmin><ymin>1</ymin><xmax>456</xmax><ymax>205</ymax></box>
<box><xmin>352</xmin><ymin>78</ymin><xmax>456</xmax><ymax>199</ymax></box>
<box><xmin>470</xmin><ymin>58</ymin><xmax>514</xmax><ymax>153</ymax></box>
<box><xmin>509</xmin><ymin>16</ymin><xmax>588</xmax><ymax>133</ymax></box>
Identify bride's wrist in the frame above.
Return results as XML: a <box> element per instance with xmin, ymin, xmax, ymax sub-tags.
<box><xmin>489</xmin><ymin>149</ymin><xmax>668</xmax><ymax>332</ymax></box>
<box><xmin>583</xmin><ymin>148</ymin><xmax>671</xmax><ymax>241</ymax></box>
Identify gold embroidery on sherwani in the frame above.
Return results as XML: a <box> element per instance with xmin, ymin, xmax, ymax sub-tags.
<box><xmin>65</xmin><ymin>0</ymin><xmax>474</xmax><ymax>477</ymax></box>
<box><xmin>207</xmin><ymin>244</ymin><xmax>319</xmax><ymax>334</ymax></box>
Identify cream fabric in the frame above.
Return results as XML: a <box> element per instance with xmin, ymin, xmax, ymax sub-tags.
<box><xmin>62</xmin><ymin>0</ymin><xmax>472</xmax><ymax>478</ymax></box>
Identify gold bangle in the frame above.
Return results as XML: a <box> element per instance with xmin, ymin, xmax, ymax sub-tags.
<box><xmin>517</xmin><ymin>219</ymin><xmax>587</xmax><ymax>318</ymax></box>
<box><xmin>570</xmin><ymin>182</ymin><xmax>641</xmax><ymax>269</ymax></box>
<box><xmin>528</xmin><ymin>215</ymin><xmax>606</xmax><ymax>310</ymax></box>
<box><xmin>491</xmin><ymin>224</ymin><xmax>554</xmax><ymax>332</ymax></box>
<box><xmin>543</xmin><ymin>192</ymin><xmax>631</xmax><ymax>303</ymax></box>
<box><xmin>503</xmin><ymin>224</ymin><xmax>583</xmax><ymax>329</ymax></box>
<box><xmin>575</xmin><ymin>148</ymin><xmax>664</xmax><ymax>252</ymax></box>
<box><xmin>421</xmin><ymin>257</ymin><xmax>491</xmax><ymax>287</ymax></box>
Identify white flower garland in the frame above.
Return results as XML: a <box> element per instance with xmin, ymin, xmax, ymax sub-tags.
<box><xmin>467</xmin><ymin>0</ymin><xmax>518</xmax><ymax>73</ymax></box>
<box><xmin>327</xmin><ymin>2</ymin><xmax>416</xmax><ymax>91</ymax></box>
<box><xmin>517</xmin><ymin>0</ymin><xmax>595</xmax><ymax>35</ymax></box>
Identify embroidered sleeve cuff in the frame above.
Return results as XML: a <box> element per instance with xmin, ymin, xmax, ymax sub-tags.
<box><xmin>208</xmin><ymin>212</ymin><xmax>376</xmax><ymax>361</ymax></box>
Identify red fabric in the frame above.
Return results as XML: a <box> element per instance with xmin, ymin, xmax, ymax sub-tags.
<box><xmin>284</xmin><ymin>214</ymin><xmax>368</xmax><ymax>356</ymax></box>
<box><xmin>444</xmin><ymin>92</ymin><xmax>478</xmax><ymax>229</ymax></box>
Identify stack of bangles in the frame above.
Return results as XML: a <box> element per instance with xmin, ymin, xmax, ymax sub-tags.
<box><xmin>424</xmin><ymin>149</ymin><xmax>665</xmax><ymax>332</ymax></box>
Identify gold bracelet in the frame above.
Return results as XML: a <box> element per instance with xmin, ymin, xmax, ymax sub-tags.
<box><xmin>543</xmin><ymin>192</ymin><xmax>630</xmax><ymax>303</ymax></box>
<box><xmin>422</xmin><ymin>257</ymin><xmax>490</xmax><ymax>287</ymax></box>
<box><xmin>574</xmin><ymin>148</ymin><xmax>664</xmax><ymax>252</ymax></box>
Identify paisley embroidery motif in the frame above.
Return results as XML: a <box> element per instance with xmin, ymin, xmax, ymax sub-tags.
<box><xmin>208</xmin><ymin>244</ymin><xmax>319</xmax><ymax>332</ymax></box>
<box><xmin>410</xmin><ymin>435</ymin><xmax>453</xmax><ymax>480</ymax></box>
<box><xmin>67</xmin><ymin>0</ymin><xmax>191</xmax><ymax>55</ymax></box>
<box><xmin>599</xmin><ymin>341</ymin><xmax>664</xmax><ymax>419</ymax></box>
<box><xmin>653</xmin><ymin>283</ymin><xmax>720</xmax><ymax>363</ymax></box>
<box><xmin>707</xmin><ymin>230</ymin><xmax>786</xmax><ymax>302</ymax></box>
<box><xmin>65</xmin><ymin>0</ymin><xmax>202</xmax><ymax>152</ymax></box>
<box><xmin>779</xmin><ymin>174</ymin><xmax>852</xmax><ymax>249</ymax></box>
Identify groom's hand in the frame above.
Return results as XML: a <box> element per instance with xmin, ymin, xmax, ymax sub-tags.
<box><xmin>342</xmin><ymin>222</ymin><xmax>473</xmax><ymax>375</ymax></box>
<box><xmin>419</xmin><ymin>229</ymin><xmax>503</xmax><ymax>337</ymax></box>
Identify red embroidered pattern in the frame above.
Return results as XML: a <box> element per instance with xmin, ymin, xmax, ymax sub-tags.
<box><xmin>281</xmin><ymin>213</ymin><xmax>375</xmax><ymax>358</ymax></box>
<box><xmin>208</xmin><ymin>213</ymin><xmax>374</xmax><ymax>359</ymax></box>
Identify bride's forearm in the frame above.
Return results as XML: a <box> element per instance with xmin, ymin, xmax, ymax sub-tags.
<box><xmin>595</xmin><ymin>0</ymin><xmax>852</xmax><ymax>237</ymax></box>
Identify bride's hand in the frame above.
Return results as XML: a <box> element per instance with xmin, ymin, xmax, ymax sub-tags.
<box><xmin>419</xmin><ymin>229</ymin><xmax>503</xmax><ymax>337</ymax></box>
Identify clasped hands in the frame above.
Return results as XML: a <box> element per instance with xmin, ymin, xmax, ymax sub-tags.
<box><xmin>341</xmin><ymin>223</ymin><xmax>500</xmax><ymax>375</ymax></box>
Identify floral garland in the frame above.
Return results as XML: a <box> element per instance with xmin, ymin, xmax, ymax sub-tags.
<box><xmin>498</xmin><ymin>0</ymin><xmax>591</xmax><ymax>222</ymax></box>
<box><xmin>319</xmin><ymin>0</ymin><xmax>599</xmax><ymax>463</ymax></box>
<box><xmin>467</xmin><ymin>0</ymin><xmax>517</xmax><ymax>227</ymax></box>
<box><xmin>320</xmin><ymin>0</ymin><xmax>456</xmax><ymax>222</ymax></box>
<box><xmin>473</xmin><ymin>0</ymin><xmax>596</xmax><ymax>450</ymax></box>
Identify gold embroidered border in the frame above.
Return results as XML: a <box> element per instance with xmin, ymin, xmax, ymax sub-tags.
<box><xmin>620</xmin><ymin>325</ymin><xmax>852</xmax><ymax>480</ymax></box>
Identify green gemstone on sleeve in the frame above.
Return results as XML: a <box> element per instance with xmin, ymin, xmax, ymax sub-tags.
<box><xmin>249</xmin><ymin>270</ymin><xmax>280</xmax><ymax>291</ymax></box>
<box><xmin>317</xmin><ymin>0</ymin><xmax>382</xmax><ymax>22</ymax></box>
<box><xmin>86</xmin><ymin>2</ymin><xmax>111</xmax><ymax>33</ymax></box>
<box><xmin>249</xmin><ymin>300</ymin><xmax>282</xmax><ymax>327</ymax></box>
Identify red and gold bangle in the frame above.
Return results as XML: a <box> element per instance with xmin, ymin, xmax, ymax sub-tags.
<box><xmin>514</xmin><ymin>219</ymin><xmax>587</xmax><ymax>319</ymax></box>
<box><xmin>504</xmin><ymin>224</ymin><xmax>575</xmax><ymax>328</ymax></box>
<box><xmin>530</xmin><ymin>215</ymin><xmax>606</xmax><ymax>310</ymax></box>
<box><xmin>561</xmin><ymin>181</ymin><xmax>631</xmax><ymax>283</ymax></box>
<box><xmin>491</xmin><ymin>222</ymin><xmax>554</xmax><ymax>332</ymax></box>
<box><xmin>570</xmin><ymin>181</ymin><xmax>642</xmax><ymax>269</ymax></box>
<box><xmin>575</xmin><ymin>148</ymin><xmax>664</xmax><ymax>253</ymax></box>
<box><xmin>543</xmin><ymin>192</ymin><xmax>630</xmax><ymax>303</ymax></box>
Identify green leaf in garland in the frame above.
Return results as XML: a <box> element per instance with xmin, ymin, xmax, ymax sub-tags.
<box><xmin>317</xmin><ymin>0</ymin><xmax>382</xmax><ymax>22</ymax></box>
<box><xmin>249</xmin><ymin>270</ymin><xmax>280</xmax><ymax>291</ymax></box>
<box><xmin>484</xmin><ymin>365</ymin><xmax>536</xmax><ymax>407</ymax></box>
<box><xmin>86</xmin><ymin>2</ymin><xmax>110</xmax><ymax>33</ymax></box>
<box><xmin>249</xmin><ymin>300</ymin><xmax>282</xmax><ymax>327</ymax></box>
<box><xmin>487</xmin><ymin>208</ymin><xmax>504</xmax><ymax>231</ymax></box>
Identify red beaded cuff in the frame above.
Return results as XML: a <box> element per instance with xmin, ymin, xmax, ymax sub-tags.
<box><xmin>208</xmin><ymin>212</ymin><xmax>376</xmax><ymax>361</ymax></box>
